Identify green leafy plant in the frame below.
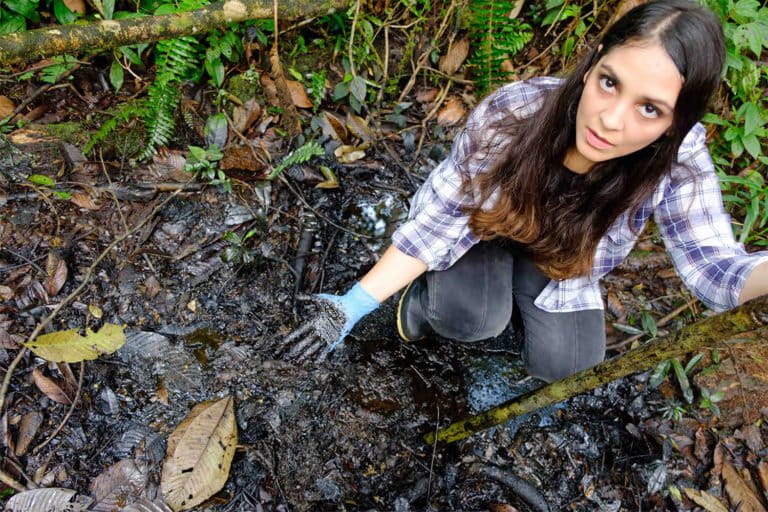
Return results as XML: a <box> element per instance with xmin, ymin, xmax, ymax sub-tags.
<box><xmin>84</xmin><ymin>99</ymin><xmax>150</xmax><ymax>155</ymax></box>
<box><xmin>267</xmin><ymin>141</ymin><xmax>325</xmax><ymax>180</ymax></box>
<box><xmin>27</xmin><ymin>174</ymin><xmax>72</xmax><ymax>200</ymax></box>
<box><xmin>467</xmin><ymin>0</ymin><xmax>533</xmax><ymax>94</ymax></box>
<box><xmin>660</xmin><ymin>399</ymin><xmax>687</xmax><ymax>422</ymax></box>
<box><xmin>221</xmin><ymin>229</ymin><xmax>258</xmax><ymax>264</ymax></box>
<box><xmin>699</xmin><ymin>387</ymin><xmax>725</xmax><ymax>416</ymax></box>
<box><xmin>184</xmin><ymin>144</ymin><xmax>226</xmax><ymax>189</ymax></box>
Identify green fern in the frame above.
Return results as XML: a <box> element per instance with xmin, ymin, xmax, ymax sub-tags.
<box><xmin>267</xmin><ymin>142</ymin><xmax>325</xmax><ymax>180</ymax></box>
<box><xmin>138</xmin><ymin>35</ymin><xmax>202</xmax><ymax>161</ymax></box>
<box><xmin>468</xmin><ymin>0</ymin><xmax>533</xmax><ymax>94</ymax></box>
<box><xmin>84</xmin><ymin>99</ymin><xmax>150</xmax><ymax>155</ymax></box>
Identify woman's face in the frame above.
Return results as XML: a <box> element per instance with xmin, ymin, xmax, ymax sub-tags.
<box><xmin>564</xmin><ymin>41</ymin><xmax>684</xmax><ymax>174</ymax></box>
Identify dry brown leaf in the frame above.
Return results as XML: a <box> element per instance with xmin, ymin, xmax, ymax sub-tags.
<box><xmin>150</xmin><ymin>149</ymin><xmax>193</xmax><ymax>183</ymax></box>
<box><xmin>71</xmin><ymin>192</ymin><xmax>99</xmax><ymax>210</ymax></box>
<box><xmin>489</xmin><ymin>504</ymin><xmax>519</xmax><ymax>512</ymax></box>
<box><xmin>334</xmin><ymin>144</ymin><xmax>366</xmax><ymax>163</ymax></box>
<box><xmin>286</xmin><ymin>80</ymin><xmax>312</xmax><ymax>108</ymax></box>
<box><xmin>63</xmin><ymin>0</ymin><xmax>86</xmax><ymax>14</ymax></box>
<box><xmin>220</xmin><ymin>145</ymin><xmax>265</xmax><ymax>173</ymax></box>
<box><xmin>606</xmin><ymin>292</ymin><xmax>627</xmax><ymax>321</ymax></box>
<box><xmin>723</xmin><ymin>461</ymin><xmax>767</xmax><ymax>512</ymax></box>
<box><xmin>0</xmin><ymin>95</ymin><xmax>15</xmax><ymax>118</ymax></box>
<box><xmin>90</xmin><ymin>459</ymin><xmax>148</xmax><ymax>512</ymax></box>
<box><xmin>736</xmin><ymin>424</ymin><xmax>764</xmax><ymax>453</ymax></box>
<box><xmin>683</xmin><ymin>488</ymin><xmax>729</xmax><ymax>512</ymax></box>
<box><xmin>44</xmin><ymin>253</ymin><xmax>68</xmax><ymax>297</ymax></box>
<box><xmin>758</xmin><ymin>461</ymin><xmax>768</xmax><ymax>502</ymax></box>
<box><xmin>121</xmin><ymin>497</ymin><xmax>173</xmax><ymax>512</ymax></box>
<box><xmin>14</xmin><ymin>411</ymin><xmax>43</xmax><ymax>456</ymax></box>
<box><xmin>161</xmin><ymin>396</ymin><xmax>237</xmax><ymax>511</ymax></box>
<box><xmin>345</xmin><ymin>113</ymin><xmax>372</xmax><ymax>142</ymax></box>
<box><xmin>0</xmin><ymin>284</ymin><xmax>13</xmax><ymax>301</ymax></box>
<box><xmin>439</xmin><ymin>38</ymin><xmax>469</xmax><ymax>75</ymax></box>
<box><xmin>232</xmin><ymin>98</ymin><xmax>261</xmax><ymax>133</ymax></box>
<box><xmin>144</xmin><ymin>275</ymin><xmax>161</xmax><ymax>299</ymax></box>
<box><xmin>694</xmin><ymin>428</ymin><xmax>710</xmax><ymax>463</ymax></box>
<box><xmin>0</xmin><ymin>326</ymin><xmax>19</xmax><ymax>348</ymax></box>
<box><xmin>32</xmin><ymin>368</ymin><xmax>73</xmax><ymax>404</ymax></box>
<box><xmin>321</xmin><ymin>111</ymin><xmax>348</xmax><ymax>142</ymax></box>
<box><xmin>508</xmin><ymin>0</ymin><xmax>526</xmax><ymax>18</ymax></box>
<box><xmin>437</xmin><ymin>97</ymin><xmax>466</xmax><ymax>126</ymax></box>
<box><xmin>4</xmin><ymin>488</ymin><xmax>90</xmax><ymax>512</ymax></box>
<box><xmin>416</xmin><ymin>88</ymin><xmax>440</xmax><ymax>103</ymax></box>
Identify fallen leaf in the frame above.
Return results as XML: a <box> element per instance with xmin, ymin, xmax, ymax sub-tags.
<box><xmin>489</xmin><ymin>504</ymin><xmax>519</xmax><ymax>512</ymax></box>
<box><xmin>723</xmin><ymin>461</ymin><xmax>767</xmax><ymax>512</ymax></box>
<box><xmin>4</xmin><ymin>487</ymin><xmax>90</xmax><ymax>511</ymax></box>
<box><xmin>0</xmin><ymin>95</ymin><xmax>15</xmax><ymax>118</ymax></box>
<box><xmin>32</xmin><ymin>368</ymin><xmax>73</xmax><ymax>404</ymax></box>
<box><xmin>220</xmin><ymin>145</ymin><xmax>265</xmax><ymax>173</ymax></box>
<box><xmin>260</xmin><ymin>75</ymin><xmax>278</xmax><ymax>105</ymax></box>
<box><xmin>321</xmin><ymin>111</ymin><xmax>348</xmax><ymax>142</ymax></box>
<box><xmin>345</xmin><ymin>113</ymin><xmax>372</xmax><ymax>142</ymax></box>
<box><xmin>315</xmin><ymin>166</ymin><xmax>340</xmax><ymax>189</ymax></box>
<box><xmin>439</xmin><ymin>38</ymin><xmax>469</xmax><ymax>75</ymax></box>
<box><xmin>758</xmin><ymin>461</ymin><xmax>768</xmax><ymax>501</ymax></box>
<box><xmin>606</xmin><ymin>292</ymin><xmax>627</xmax><ymax>321</ymax></box>
<box><xmin>232</xmin><ymin>98</ymin><xmax>261</xmax><ymax>133</ymax></box>
<box><xmin>683</xmin><ymin>488</ymin><xmax>729</xmax><ymax>512</ymax></box>
<box><xmin>44</xmin><ymin>253</ymin><xmax>68</xmax><ymax>297</ymax></box>
<box><xmin>14</xmin><ymin>411</ymin><xmax>43</xmax><ymax>456</ymax></box>
<box><xmin>0</xmin><ymin>326</ymin><xmax>19</xmax><ymax>348</ymax></box>
<box><xmin>334</xmin><ymin>144</ymin><xmax>366</xmax><ymax>163</ymax></box>
<box><xmin>90</xmin><ymin>459</ymin><xmax>148</xmax><ymax>512</ymax></box>
<box><xmin>150</xmin><ymin>149</ymin><xmax>194</xmax><ymax>183</ymax></box>
<box><xmin>63</xmin><ymin>0</ymin><xmax>86</xmax><ymax>14</ymax></box>
<box><xmin>25</xmin><ymin>323</ymin><xmax>126</xmax><ymax>363</ymax></box>
<box><xmin>70</xmin><ymin>192</ymin><xmax>99</xmax><ymax>210</ymax></box>
<box><xmin>694</xmin><ymin>428</ymin><xmax>710</xmax><ymax>464</ymax></box>
<box><xmin>89</xmin><ymin>304</ymin><xmax>103</xmax><ymax>319</ymax></box>
<box><xmin>0</xmin><ymin>284</ymin><xmax>13</xmax><ymax>301</ymax></box>
<box><xmin>437</xmin><ymin>97</ymin><xmax>466</xmax><ymax>126</ymax></box>
<box><xmin>735</xmin><ymin>424</ymin><xmax>764</xmax><ymax>453</ymax></box>
<box><xmin>161</xmin><ymin>396</ymin><xmax>237</xmax><ymax>511</ymax></box>
<box><xmin>416</xmin><ymin>88</ymin><xmax>439</xmax><ymax>103</ymax></box>
<box><xmin>144</xmin><ymin>275</ymin><xmax>161</xmax><ymax>299</ymax></box>
<box><xmin>286</xmin><ymin>80</ymin><xmax>312</xmax><ymax>108</ymax></box>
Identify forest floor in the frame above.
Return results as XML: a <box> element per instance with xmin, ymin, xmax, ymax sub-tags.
<box><xmin>2</xmin><ymin>35</ymin><xmax>768</xmax><ymax>512</ymax></box>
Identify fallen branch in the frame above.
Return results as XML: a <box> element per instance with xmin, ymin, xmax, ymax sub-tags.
<box><xmin>0</xmin><ymin>0</ymin><xmax>350</xmax><ymax>65</ymax></box>
<box><xmin>425</xmin><ymin>295</ymin><xmax>768</xmax><ymax>445</ymax></box>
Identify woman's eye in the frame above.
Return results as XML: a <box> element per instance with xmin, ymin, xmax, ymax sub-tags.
<box><xmin>639</xmin><ymin>103</ymin><xmax>660</xmax><ymax>119</ymax></box>
<box><xmin>598</xmin><ymin>76</ymin><xmax>616</xmax><ymax>91</ymax></box>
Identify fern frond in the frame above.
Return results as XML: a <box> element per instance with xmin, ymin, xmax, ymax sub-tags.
<box><xmin>84</xmin><ymin>99</ymin><xmax>150</xmax><ymax>155</ymax></box>
<box><xmin>267</xmin><ymin>142</ymin><xmax>325</xmax><ymax>180</ymax></box>
<box><xmin>468</xmin><ymin>0</ymin><xmax>533</xmax><ymax>94</ymax></box>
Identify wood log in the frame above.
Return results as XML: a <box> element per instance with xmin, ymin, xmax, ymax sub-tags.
<box><xmin>0</xmin><ymin>0</ymin><xmax>350</xmax><ymax>65</ymax></box>
<box><xmin>424</xmin><ymin>295</ymin><xmax>768</xmax><ymax>445</ymax></box>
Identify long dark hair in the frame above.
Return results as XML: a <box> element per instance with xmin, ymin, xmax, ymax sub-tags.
<box><xmin>463</xmin><ymin>0</ymin><xmax>725</xmax><ymax>279</ymax></box>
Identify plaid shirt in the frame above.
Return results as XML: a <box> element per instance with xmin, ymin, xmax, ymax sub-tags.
<box><xmin>392</xmin><ymin>77</ymin><xmax>768</xmax><ymax>313</ymax></box>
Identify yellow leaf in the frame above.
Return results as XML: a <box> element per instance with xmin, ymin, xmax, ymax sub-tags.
<box><xmin>24</xmin><ymin>324</ymin><xmax>126</xmax><ymax>362</ymax></box>
<box><xmin>161</xmin><ymin>396</ymin><xmax>237</xmax><ymax>511</ymax></box>
<box><xmin>0</xmin><ymin>95</ymin><xmax>15</xmax><ymax>118</ymax></box>
<box><xmin>684</xmin><ymin>488</ymin><xmax>729</xmax><ymax>512</ymax></box>
<box><xmin>88</xmin><ymin>304</ymin><xmax>103</xmax><ymax>319</ymax></box>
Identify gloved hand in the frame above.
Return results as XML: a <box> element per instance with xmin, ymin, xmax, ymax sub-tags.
<box><xmin>279</xmin><ymin>282</ymin><xmax>380</xmax><ymax>363</ymax></box>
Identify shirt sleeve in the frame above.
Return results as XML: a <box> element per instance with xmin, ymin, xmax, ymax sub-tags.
<box><xmin>655</xmin><ymin>123</ymin><xmax>768</xmax><ymax>311</ymax></box>
<box><xmin>391</xmin><ymin>81</ymin><xmax>544</xmax><ymax>270</ymax></box>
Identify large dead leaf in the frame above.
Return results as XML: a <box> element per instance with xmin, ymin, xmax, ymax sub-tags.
<box><xmin>32</xmin><ymin>368</ymin><xmax>73</xmax><ymax>404</ymax></box>
<box><xmin>437</xmin><ymin>97</ymin><xmax>466</xmax><ymax>126</ymax></box>
<box><xmin>684</xmin><ymin>488</ymin><xmax>729</xmax><ymax>512</ymax></box>
<box><xmin>758</xmin><ymin>461</ymin><xmax>768</xmax><ymax>501</ymax></box>
<box><xmin>0</xmin><ymin>95</ymin><xmax>15</xmax><ymax>118</ymax></box>
<box><xmin>334</xmin><ymin>144</ymin><xmax>366</xmax><ymax>163</ymax></box>
<box><xmin>723</xmin><ymin>461</ymin><xmax>767</xmax><ymax>512</ymax></box>
<box><xmin>70</xmin><ymin>192</ymin><xmax>100</xmax><ymax>210</ymax></box>
<box><xmin>4</xmin><ymin>487</ymin><xmax>91</xmax><ymax>511</ymax></box>
<box><xmin>286</xmin><ymin>80</ymin><xmax>312</xmax><ymax>108</ymax></box>
<box><xmin>24</xmin><ymin>323</ymin><xmax>126</xmax><ymax>362</ymax></box>
<box><xmin>345</xmin><ymin>113</ymin><xmax>372</xmax><ymax>142</ymax></box>
<box><xmin>439</xmin><ymin>38</ymin><xmax>469</xmax><ymax>75</ymax></box>
<box><xmin>14</xmin><ymin>410</ymin><xmax>43</xmax><ymax>456</ymax></box>
<box><xmin>232</xmin><ymin>98</ymin><xmax>261</xmax><ymax>133</ymax></box>
<box><xmin>90</xmin><ymin>459</ymin><xmax>148</xmax><ymax>512</ymax></box>
<box><xmin>160</xmin><ymin>396</ymin><xmax>237</xmax><ymax>511</ymax></box>
<box><xmin>63</xmin><ymin>0</ymin><xmax>85</xmax><ymax>13</ymax></box>
<box><xmin>45</xmin><ymin>252</ymin><xmax>68</xmax><ymax>296</ymax></box>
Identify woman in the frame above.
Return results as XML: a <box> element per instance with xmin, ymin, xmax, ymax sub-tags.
<box><xmin>282</xmin><ymin>0</ymin><xmax>768</xmax><ymax>381</ymax></box>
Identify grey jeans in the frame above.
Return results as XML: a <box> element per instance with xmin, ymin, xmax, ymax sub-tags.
<box><xmin>422</xmin><ymin>242</ymin><xmax>606</xmax><ymax>382</ymax></box>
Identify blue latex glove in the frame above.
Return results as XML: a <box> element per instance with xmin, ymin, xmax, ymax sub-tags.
<box><xmin>280</xmin><ymin>282</ymin><xmax>380</xmax><ymax>362</ymax></box>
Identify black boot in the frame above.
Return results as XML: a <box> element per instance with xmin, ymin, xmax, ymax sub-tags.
<box><xmin>396</xmin><ymin>275</ymin><xmax>432</xmax><ymax>342</ymax></box>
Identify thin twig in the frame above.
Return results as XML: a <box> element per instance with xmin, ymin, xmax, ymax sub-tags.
<box><xmin>0</xmin><ymin>190</ymin><xmax>182</xmax><ymax>416</ymax></box>
<box><xmin>411</xmin><ymin>81</ymin><xmax>451</xmax><ymax>169</ymax></box>
<box><xmin>1</xmin><ymin>247</ymin><xmax>46</xmax><ymax>276</ymax></box>
<box><xmin>32</xmin><ymin>361</ymin><xmax>84</xmax><ymax>455</ymax></box>
<box><xmin>426</xmin><ymin>405</ymin><xmax>439</xmax><ymax>500</ymax></box>
<box><xmin>348</xmin><ymin>0</ymin><xmax>362</xmax><ymax>77</ymax></box>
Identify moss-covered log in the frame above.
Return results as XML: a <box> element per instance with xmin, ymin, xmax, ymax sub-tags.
<box><xmin>0</xmin><ymin>0</ymin><xmax>350</xmax><ymax>65</ymax></box>
<box><xmin>425</xmin><ymin>295</ymin><xmax>768</xmax><ymax>445</ymax></box>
